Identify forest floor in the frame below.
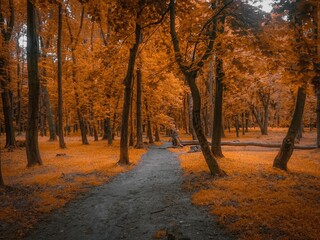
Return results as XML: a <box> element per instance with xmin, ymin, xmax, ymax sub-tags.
<box><xmin>172</xmin><ymin>128</ymin><xmax>320</xmax><ymax>239</ymax></box>
<box><xmin>0</xmin><ymin>135</ymin><xmax>146</xmax><ymax>239</ymax></box>
<box><xmin>0</xmin><ymin>128</ymin><xmax>319</xmax><ymax>240</ymax></box>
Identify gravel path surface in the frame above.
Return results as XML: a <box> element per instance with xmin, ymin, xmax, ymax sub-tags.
<box><xmin>26</xmin><ymin>143</ymin><xmax>232</xmax><ymax>240</ymax></box>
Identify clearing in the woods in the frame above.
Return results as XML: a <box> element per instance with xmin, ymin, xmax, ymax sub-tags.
<box><xmin>0</xmin><ymin>128</ymin><xmax>319</xmax><ymax>240</ymax></box>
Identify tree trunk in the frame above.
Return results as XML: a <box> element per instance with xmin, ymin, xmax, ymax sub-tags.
<box><xmin>187</xmin><ymin>73</ymin><xmax>224</xmax><ymax>176</ymax></box>
<box><xmin>242</xmin><ymin>112</ymin><xmax>245</xmax><ymax>135</ymax></box>
<box><xmin>135</xmin><ymin>68</ymin><xmax>143</xmax><ymax>148</ymax></box>
<box><xmin>42</xmin><ymin>86</ymin><xmax>57</xmax><ymax>141</ymax></box>
<box><xmin>26</xmin><ymin>0</ymin><xmax>42</xmax><ymax>166</ymax></box>
<box><xmin>251</xmin><ymin>105</ymin><xmax>267</xmax><ymax>135</ymax></box>
<box><xmin>91</xmin><ymin>125</ymin><xmax>97</xmax><ymax>141</ymax></box>
<box><xmin>129</xmin><ymin>105</ymin><xmax>134</xmax><ymax>146</ymax></box>
<box><xmin>211</xmin><ymin>57</ymin><xmax>224</xmax><ymax>158</ymax></box>
<box><xmin>245</xmin><ymin>111</ymin><xmax>249</xmax><ymax>132</ymax></box>
<box><xmin>155</xmin><ymin>124</ymin><xmax>160</xmax><ymax>142</ymax></box>
<box><xmin>145</xmin><ymin>99</ymin><xmax>154</xmax><ymax>144</ymax></box>
<box><xmin>261</xmin><ymin>93</ymin><xmax>270</xmax><ymax>135</ymax></box>
<box><xmin>39</xmin><ymin>87</ymin><xmax>46</xmax><ymax>137</ymax></box>
<box><xmin>0</xmin><ymin>0</ymin><xmax>15</xmax><ymax>148</ymax></box>
<box><xmin>188</xmin><ymin>94</ymin><xmax>197</xmax><ymax>140</ymax></box>
<box><xmin>273</xmin><ymin>87</ymin><xmax>306</xmax><ymax>170</ymax></box>
<box><xmin>317</xmin><ymin>92</ymin><xmax>320</xmax><ymax>147</ymax></box>
<box><xmin>209</xmin><ymin>58</ymin><xmax>214</xmax><ymax>137</ymax></box>
<box><xmin>119</xmin><ymin>22</ymin><xmax>141</xmax><ymax>164</ymax></box>
<box><xmin>57</xmin><ymin>3</ymin><xmax>66</xmax><ymax>148</ymax></box>
<box><xmin>1</xmin><ymin>89</ymin><xmax>15</xmax><ymax>148</ymax></box>
<box><xmin>235</xmin><ymin>115</ymin><xmax>239</xmax><ymax>138</ymax></box>
<box><xmin>16</xmin><ymin>74</ymin><xmax>23</xmax><ymax>135</ymax></box>
<box><xmin>0</xmin><ymin>155</ymin><xmax>4</xmax><ymax>187</ymax></box>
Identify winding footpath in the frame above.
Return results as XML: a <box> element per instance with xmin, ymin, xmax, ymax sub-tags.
<box><xmin>26</xmin><ymin>143</ymin><xmax>232</xmax><ymax>240</ymax></box>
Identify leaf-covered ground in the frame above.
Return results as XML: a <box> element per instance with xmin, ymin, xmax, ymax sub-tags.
<box><xmin>0</xmin><ymin>136</ymin><xmax>145</xmax><ymax>239</ymax></box>
<box><xmin>172</xmin><ymin>128</ymin><xmax>320</xmax><ymax>240</ymax></box>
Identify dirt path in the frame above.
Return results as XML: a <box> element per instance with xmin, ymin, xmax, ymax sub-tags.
<box><xmin>25</xmin><ymin>144</ymin><xmax>232</xmax><ymax>240</ymax></box>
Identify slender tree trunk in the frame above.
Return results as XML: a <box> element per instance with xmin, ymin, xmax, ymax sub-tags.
<box><xmin>129</xmin><ymin>98</ymin><xmax>134</xmax><ymax>147</ymax></box>
<box><xmin>317</xmin><ymin>92</ymin><xmax>320</xmax><ymax>147</ymax></box>
<box><xmin>16</xmin><ymin>75</ymin><xmax>22</xmax><ymax>135</ymax></box>
<box><xmin>261</xmin><ymin>93</ymin><xmax>270</xmax><ymax>135</ymax></box>
<box><xmin>169</xmin><ymin>0</ymin><xmax>224</xmax><ymax>176</ymax></box>
<box><xmin>71</xmin><ymin>52</ymin><xmax>88</xmax><ymax>145</ymax></box>
<box><xmin>0</xmin><ymin>0</ymin><xmax>15</xmax><ymax>148</ymax></box>
<box><xmin>57</xmin><ymin>3</ymin><xmax>66</xmax><ymax>148</ymax></box>
<box><xmin>251</xmin><ymin>105</ymin><xmax>267</xmax><ymax>135</ymax></box>
<box><xmin>26</xmin><ymin>0</ymin><xmax>42</xmax><ymax>166</ymax></box>
<box><xmin>1</xmin><ymin>89</ymin><xmax>15</xmax><ymax>148</ymax></box>
<box><xmin>235</xmin><ymin>115</ymin><xmax>239</xmax><ymax>138</ymax></box>
<box><xmin>187</xmin><ymin>73</ymin><xmax>224</xmax><ymax>176</ymax></box>
<box><xmin>273</xmin><ymin>87</ymin><xmax>306</xmax><ymax>170</ymax></box>
<box><xmin>155</xmin><ymin>124</ymin><xmax>160</xmax><ymax>142</ymax></box>
<box><xmin>42</xmin><ymin>86</ymin><xmax>57</xmax><ymax>141</ymax></box>
<box><xmin>315</xmin><ymin>2</ymin><xmax>320</xmax><ymax>147</ymax></box>
<box><xmin>245</xmin><ymin>111</ymin><xmax>249</xmax><ymax>132</ymax></box>
<box><xmin>183</xmin><ymin>94</ymin><xmax>189</xmax><ymax>134</ymax></box>
<box><xmin>135</xmin><ymin>68</ymin><xmax>143</xmax><ymax>148</ymax></box>
<box><xmin>119</xmin><ymin>22</ymin><xmax>141</xmax><ymax>164</ymax></box>
<box><xmin>93</xmin><ymin>125</ymin><xmax>98</xmax><ymax>141</ymax></box>
<box><xmin>209</xmin><ymin>58</ymin><xmax>214</xmax><ymax>137</ymax></box>
<box><xmin>145</xmin><ymin>99</ymin><xmax>154</xmax><ymax>144</ymax></box>
<box><xmin>211</xmin><ymin>57</ymin><xmax>224</xmax><ymax>158</ymax></box>
<box><xmin>0</xmin><ymin>154</ymin><xmax>4</xmax><ymax>187</ymax></box>
<box><xmin>242</xmin><ymin>112</ymin><xmax>245</xmax><ymax>135</ymax></box>
<box><xmin>189</xmin><ymin>94</ymin><xmax>197</xmax><ymax>140</ymax></box>
<box><xmin>112</xmin><ymin>96</ymin><xmax>120</xmax><ymax>141</ymax></box>
<box><xmin>39</xmin><ymin>87</ymin><xmax>46</xmax><ymax>137</ymax></box>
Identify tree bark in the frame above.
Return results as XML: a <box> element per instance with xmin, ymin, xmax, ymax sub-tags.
<box><xmin>155</xmin><ymin>124</ymin><xmax>160</xmax><ymax>142</ymax></box>
<box><xmin>211</xmin><ymin>56</ymin><xmax>224</xmax><ymax>158</ymax></box>
<box><xmin>188</xmin><ymin>94</ymin><xmax>197</xmax><ymax>140</ymax></box>
<box><xmin>1</xmin><ymin>88</ymin><xmax>15</xmax><ymax>148</ymax></box>
<box><xmin>245</xmin><ymin>111</ymin><xmax>249</xmax><ymax>132</ymax></box>
<box><xmin>235</xmin><ymin>115</ymin><xmax>239</xmax><ymax>138</ymax></box>
<box><xmin>317</xmin><ymin>92</ymin><xmax>320</xmax><ymax>147</ymax></box>
<box><xmin>57</xmin><ymin>3</ymin><xmax>66</xmax><ymax>148</ymax></box>
<box><xmin>169</xmin><ymin>0</ymin><xmax>225</xmax><ymax>176</ymax></box>
<box><xmin>187</xmin><ymin>73</ymin><xmax>224</xmax><ymax>176</ymax></box>
<box><xmin>241</xmin><ymin>112</ymin><xmax>245</xmax><ymax>135</ymax></box>
<box><xmin>0</xmin><ymin>0</ymin><xmax>15</xmax><ymax>148</ymax></box>
<box><xmin>119</xmin><ymin>22</ymin><xmax>141</xmax><ymax>164</ymax></box>
<box><xmin>135</xmin><ymin>68</ymin><xmax>143</xmax><ymax>148</ymax></box>
<box><xmin>0</xmin><ymin>155</ymin><xmax>4</xmax><ymax>187</ymax></box>
<box><xmin>273</xmin><ymin>87</ymin><xmax>306</xmax><ymax>170</ymax></box>
<box><xmin>145</xmin><ymin>99</ymin><xmax>154</xmax><ymax>144</ymax></box>
<box><xmin>26</xmin><ymin>0</ymin><xmax>42</xmax><ymax>166</ymax></box>
<box><xmin>42</xmin><ymin>86</ymin><xmax>56</xmax><ymax>141</ymax></box>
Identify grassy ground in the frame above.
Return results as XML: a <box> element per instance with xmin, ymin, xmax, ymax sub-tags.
<box><xmin>0</xmin><ymin>135</ymin><xmax>146</xmax><ymax>239</ymax></box>
<box><xmin>172</xmin><ymin>128</ymin><xmax>320</xmax><ymax>240</ymax></box>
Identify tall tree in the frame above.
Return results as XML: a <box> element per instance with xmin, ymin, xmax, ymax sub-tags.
<box><xmin>26</xmin><ymin>0</ymin><xmax>42</xmax><ymax>166</ymax></box>
<box><xmin>0</xmin><ymin>0</ymin><xmax>15</xmax><ymax>148</ymax></box>
<box><xmin>273</xmin><ymin>87</ymin><xmax>306</xmax><ymax>170</ymax></box>
<box><xmin>211</xmin><ymin>6</ymin><xmax>225</xmax><ymax>157</ymax></box>
<box><xmin>169</xmin><ymin>0</ymin><xmax>228</xmax><ymax>176</ymax></box>
<box><xmin>119</xmin><ymin>17</ymin><xmax>142</xmax><ymax>164</ymax></box>
<box><xmin>0</xmin><ymin>154</ymin><xmax>4</xmax><ymax>187</ymax></box>
<box><xmin>135</xmin><ymin>67</ymin><xmax>143</xmax><ymax>148</ymax></box>
<box><xmin>273</xmin><ymin>1</ymin><xmax>309</xmax><ymax>170</ymax></box>
<box><xmin>65</xmin><ymin>3</ymin><xmax>88</xmax><ymax>145</ymax></box>
<box><xmin>57</xmin><ymin>3</ymin><xmax>66</xmax><ymax>148</ymax></box>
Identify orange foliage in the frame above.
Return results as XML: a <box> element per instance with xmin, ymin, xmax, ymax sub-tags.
<box><xmin>174</xmin><ymin>129</ymin><xmax>320</xmax><ymax>240</ymax></box>
<box><xmin>0</xmin><ymin>136</ymin><xmax>146</xmax><ymax>239</ymax></box>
